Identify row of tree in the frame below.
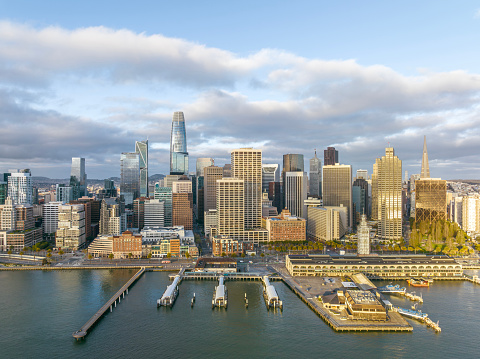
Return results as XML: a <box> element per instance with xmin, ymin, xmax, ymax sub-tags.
<box><xmin>410</xmin><ymin>219</ymin><xmax>469</xmax><ymax>251</ymax></box>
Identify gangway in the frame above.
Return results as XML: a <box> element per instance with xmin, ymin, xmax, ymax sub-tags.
<box><xmin>263</xmin><ymin>276</ymin><xmax>283</xmax><ymax>310</ymax></box>
<box><xmin>157</xmin><ymin>275</ymin><xmax>181</xmax><ymax>307</ymax></box>
<box><xmin>212</xmin><ymin>276</ymin><xmax>228</xmax><ymax>309</ymax></box>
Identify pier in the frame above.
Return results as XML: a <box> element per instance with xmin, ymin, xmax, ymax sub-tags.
<box><xmin>157</xmin><ymin>275</ymin><xmax>181</xmax><ymax>307</ymax></box>
<box><xmin>72</xmin><ymin>267</ymin><xmax>145</xmax><ymax>340</ymax></box>
<box><xmin>263</xmin><ymin>276</ymin><xmax>283</xmax><ymax>310</ymax></box>
<box><xmin>212</xmin><ymin>276</ymin><xmax>228</xmax><ymax>309</ymax></box>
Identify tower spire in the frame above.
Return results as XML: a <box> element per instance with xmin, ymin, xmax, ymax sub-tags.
<box><xmin>420</xmin><ymin>135</ymin><xmax>430</xmax><ymax>179</ymax></box>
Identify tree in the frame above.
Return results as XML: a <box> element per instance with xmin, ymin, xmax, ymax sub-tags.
<box><xmin>221</xmin><ymin>252</ymin><xmax>227</xmax><ymax>257</ymax></box>
<box><xmin>128</xmin><ymin>252</ymin><xmax>133</xmax><ymax>260</ymax></box>
<box><xmin>147</xmin><ymin>253</ymin><xmax>152</xmax><ymax>263</ymax></box>
<box><xmin>426</xmin><ymin>234</ymin><xmax>433</xmax><ymax>252</ymax></box>
<box><xmin>185</xmin><ymin>252</ymin><xmax>191</xmax><ymax>258</ymax></box>
<box><xmin>109</xmin><ymin>253</ymin><xmax>114</xmax><ymax>261</ymax></box>
<box><xmin>231</xmin><ymin>253</ymin><xmax>237</xmax><ymax>258</ymax></box>
<box><xmin>7</xmin><ymin>250</ymin><xmax>12</xmax><ymax>259</ymax></box>
<box><xmin>166</xmin><ymin>253</ymin><xmax>172</xmax><ymax>258</ymax></box>
<box><xmin>87</xmin><ymin>254</ymin><xmax>92</xmax><ymax>263</ymax></box>
<box><xmin>42</xmin><ymin>258</ymin><xmax>49</xmax><ymax>266</ymax></box>
<box><xmin>19</xmin><ymin>251</ymin><xmax>24</xmax><ymax>260</ymax></box>
<box><xmin>260</xmin><ymin>253</ymin><xmax>265</xmax><ymax>257</ymax></box>
<box><xmin>241</xmin><ymin>253</ymin><xmax>246</xmax><ymax>258</ymax></box>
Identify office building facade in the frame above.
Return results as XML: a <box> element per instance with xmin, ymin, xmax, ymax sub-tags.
<box><xmin>170</xmin><ymin>111</ymin><xmax>189</xmax><ymax>175</ymax></box>
<box><xmin>322</xmin><ymin>164</ymin><xmax>352</xmax><ymax>227</ymax></box>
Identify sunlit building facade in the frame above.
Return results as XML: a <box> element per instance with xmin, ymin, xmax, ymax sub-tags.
<box><xmin>170</xmin><ymin>111</ymin><xmax>189</xmax><ymax>175</ymax></box>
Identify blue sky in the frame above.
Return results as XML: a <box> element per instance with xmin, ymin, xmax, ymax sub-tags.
<box><xmin>1</xmin><ymin>1</ymin><xmax>480</xmax><ymax>179</ymax></box>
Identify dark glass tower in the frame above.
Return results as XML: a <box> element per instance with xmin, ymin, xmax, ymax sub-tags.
<box><xmin>135</xmin><ymin>140</ymin><xmax>148</xmax><ymax>197</ymax></box>
<box><xmin>324</xmin><ymin>147</ymin><xmax>338</xmax><ymax>166</ymax></box>
<box><xmin>70</xmin><ymin>157</ymin><xmax>86</xmax><ymax>199</ymax></box>
<box><xmin>120</xmin><ymin>152</ymin><xmax>140</xmax><ymax>206</ymax></box>
<box><xmin>170</xmin><ymin>112</ymin><xmax>189</xmax><ymax>175</ymax></box>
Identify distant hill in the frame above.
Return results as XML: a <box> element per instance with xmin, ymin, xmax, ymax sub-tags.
<box><xmin>32</xmin><ymin>174</ymin><xmax>166</xmax><ymax>187</ymax></box>
<box><xmin>448</xmin><ymin>179</ymin><xmax>480</xmax><ymax>184</ymax></box>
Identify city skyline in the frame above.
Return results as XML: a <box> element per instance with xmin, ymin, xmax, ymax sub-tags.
<box><xmin>2</xmin><ymin>2</ymin><xmax>480</xmax><ymax>179</ymax></box>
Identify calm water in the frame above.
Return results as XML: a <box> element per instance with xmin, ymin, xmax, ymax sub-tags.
<box><xmin>1</xmin><ymin>270</ymin><xmax>479</xmax><ymax>359</ymax></box>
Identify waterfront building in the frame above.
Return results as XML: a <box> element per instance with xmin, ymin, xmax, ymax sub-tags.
<box><xmin>55</xmin><ymin>184</ymin><xmax>73</xmax><ymax>203</ymax></box>
<box><xmin>309</xmin><ymin>151</ymin><xmax>321</xmax><ymax>197</ymax></box>
<box><xmin>322</xmin><ymin>164</ymin><xmax>352</xmax><ymax>227</ymax></box>
<box><xmin>99</xmin><ymin>198</ymin><xmax>126</xmax><ymax>236</ymax></box>
<box><xmin>324</xmin><ymin>147</ymin><xmax>338</xmax><ymax>166</ymax></box>
<box><xmin>194</xmin><ymin>257</ymin><xmax>238</xmax><ymax>273</ymax></box>
<box><xmin>154</xmin><ymin>185</ymin><xmax>172</xmax><ymax>226</ymax></box>
<box><xmin>69</xmin><ymin>200</ymin><xmax>92</xmax><ymax>241</ymax></box>
<box><xmin>212</xmin><ymin>236</ymin><xmax>248</xmax><ymax>256</ymax></box>
<box><xmin>144</xmin><ymin>199</ymin><xmax>165</xmax><ymax>227</ymax></box>
<box><xmin>204</xmin><ymin>166</ymin><xmax>223</xmax><ymax>212</ymax></box>
<box><xmin>55</xmin><ymin>204</ymin><xmax>86</xmax><ymax>249</ymax></box>
<box><xmin>88</xmin><ymin>230</ymin><xmax>142</xmax><ymax>258</ymax></box>
<box><xmin>135</xmin><ymin>140</ymin><xmax>149</xmax><ymax>198</ymax></box>
<box><xmin>0</xmin><ymin>201</ymin><xmax>41</xmax><ymax>251</ymax></box>
<box><xmin>284</xmin><ymin>171</ymin><xmax>308</xmax><ymax>218</ymax></box>
<box><xmin>357</xmin><ymin>214</ymin><xmax>370</xmax><ymax>255</ymax></box>
<box><xmin>262</xmin><ymin>164</ymin><xmax>279</xmax><ymax>194</ymax></box>
<box><xmin>120</xmin><ymin>152</ymin><xmax>140</xmax><ymax>206</ymax></box>
<box><xmin>216</xmin><ymin>178</ymin><xmax>244</xmax><ymax>239</ymax></box>
<box><xmin>70</xmin><ymin>157</ymin><xmax>87</xmax><ymax>199</ymax></box>
<box><xmin>0</xmin><ymin>197</ymin><xmax>16</xmax><ymax>231</ymax></box>
<box><xmin>141</xmin><ymin>226</ymin><xmax>194</xmax><ymax>244</ymax></box>
<box><xmin>372</xmin><ymin>147</ymin><xmax>402</xmax><ymax>241</ymax></box>
<box><xmin>7</xmin><ymin>169</ymin><xmax>32</xmax><ymax>205</ymax></box>
<box><xmin>43</xmin><ymin>201</ymin><xmax>63</xmax><ymax>235</ymax></box>
<box><xmin>307</xmin><ymin>205</ymin><xmax>347</xmax><ymax>241</ymax></box>
<box><xmin>263</xmin><ymin>209</ymin><xmax>306</xmax><ymax>242</ymax></box>
<box><xmin>170</xmin><ymin>111</ymin><xmax>189</xmax><ymax>175</ymax></box>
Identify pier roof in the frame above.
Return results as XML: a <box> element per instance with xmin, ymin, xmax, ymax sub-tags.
<box><xmin>287</xmin><ymin>254</ymin><xmax>459</xmax><ymax>266</ymax></box>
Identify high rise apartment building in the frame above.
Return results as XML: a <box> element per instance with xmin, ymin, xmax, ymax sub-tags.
<box><xmin>55</xmin><ymin>204</ymin><xmax>86</xmax><ymax>249</ymax></box>
<box><xmin>170</xmin><ymin>111</ymin><xmax>189</xmax><ymax>175</ymax></box>
<box><xmin>43</xmin><ymin>201</ymin><xmax>63</xmax><ymax>235</ymax></box>
<box><xmin>232</xmin><ymin>148</ymin><xmax>262</xmax><ymax>229</ymax></box>
<box><xmin>8</xmin><ymin>169</ymin><xmax>32</xmax><ymax>205</ymax></box>
<box><xmin>322</xmin><ymin>164</ymin><xmax>352</xmax><ymax>227</ymax></box>
<box><xmin>216</xmin><ymin>178</ymin><xmax>244</xmax><ymax>239</ymax></box>
<box><xmin>372</xmin><ymin>147</ymin><xmax>402</xmax><ymax>241</ymax></box>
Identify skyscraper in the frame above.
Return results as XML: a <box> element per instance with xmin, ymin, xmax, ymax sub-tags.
<box><xmin>70</xmin><ymin>157</ymin><xmax>86</xmax><ymax>199</ymax></box>
<box><xmin>282</xmin><ymin>154</ymin><xmax>304</xmax><ymax>210</ymax></box>
<box><xmin>196</xmin><ymin>158</ymin><xmax>214</xmax><ymax>177</ymax></box>
<box><xmin>154</xmin><ymin>184</ymin><xmax>172</xmax><ymax>226</ymax></box>
<box><xmin>372</xmin><ymin>147</ymin><xmax>402</xmax><ymax>241</ymax></box>
<box><xmin>324</xmin><ymin>147</ymin><xmax>339</xmax><ymax>166</ymax></box>
<box><xmin>7</xmin><ymin>169</ymin><xmax>32</xmax><ymax>205</ymax></box>
<box><xmin>120</xmin><ymin>152</ymin><xmax>140</xmax><ymax>206</ymax></box>
<box><xmin>309</xmin><ymin>150</ymin><xmax>321</xmax><ymax>197</ymax></box>
<box><xmin>262</xmin><ymin>164</ymin><xmax>279</xmax><ymax>194</ymax></box>
<box><xmin>135</xmin><ymin>140</ymin><xmax>149</xmax><ymax>197</ymax></box>
<box><xmin>357</xmin><ymin>214</ymin><xmax>370</xmax><ymax>255</ymax></box>
<box><xmin>216</xmin><ymin>178</ymin><xmax>244</xmax><ymax>238</ymax></box>
<box><xmin>170</xmin><ymin>111</ymin><xmax>189</xmax><ymax>175</ymax></box>
<box><xmin>204</xmin><ymin>166</ymin><xmax>223</xmax><ymax>212</ymax></box>
<box><xmin>420</xmin><ymin>135</ymin><xmax>430</xmax><ymax>179</ymax></box>
<box><xmin>285</xmin><ymin>172</ymin><xmax>308</xmax><ymax>218</ymax></box>
<box><xmin>232</xmin><ymin>148</ymin><xmax>262</xmax><ymax>229</ymax></box>
<box><xmin>322</xmin><ymin>164</ymin><xmax>352</xmax><ymax>227</ymax></box>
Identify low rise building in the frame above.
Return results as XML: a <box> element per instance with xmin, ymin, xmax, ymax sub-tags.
<box><xmin>263</xmin><ymin>209</ymin><xmax>306</xmax><ymax>242</ymax></box>
<box><xmin>307</xmin><ymin>205</ymin><xmax>347</xmax><ymax>241</ymax></box>
<box><xmin>194</xmin><ymin>257</ymin><xmax>237</xmax><ymax>273</ymax></box>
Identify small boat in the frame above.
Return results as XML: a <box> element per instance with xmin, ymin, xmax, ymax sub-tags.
<box><xmin>397</xmin><ymin>307</ymin><xmax>428</xmax><ymax>321</ymax></box>
<box><xmin>377</xmin><ymin>284</ymin><xmax>407</xmax><ymax>294</ymax></box>
<box><xmin>407</xmin><ymin>278</ymin><xmax>430</xmax><ymax>287</ymax></box>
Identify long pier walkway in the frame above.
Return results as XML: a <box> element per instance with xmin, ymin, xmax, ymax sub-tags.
<box><xmin>73</xmin><ymin>267</ymin><xmax>146</xmax><ymax>340</ymax></box>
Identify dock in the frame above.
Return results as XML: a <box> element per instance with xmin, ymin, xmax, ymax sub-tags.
<box><xmin>73</xmin><ymin>267</ymin><xmax>145</xmax><ymax>340</ymax></box>
<box><xmin>263</xmin><ymin>276</ymin><xmax>283</xmax><ymax>310</ymax></box>
<box><xmin>464</xmin><ymin>273</ymin><xmax>480</xmax><ymax>285</ymax></box>
<box><xmin>212</xmin><ymin>276</ymin><xmax>228</xmax><ymax>309</ymax></box>
<box><xmin>157</xmin><ymin>275</ymin><xmax>181</xmax><ymax>307</ymax></box>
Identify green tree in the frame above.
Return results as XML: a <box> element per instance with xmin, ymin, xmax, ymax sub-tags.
<box><xmin>166</xmin><ymin>253</ymin><xmax>172</xmax><ymax>258</ymax></box>
<box><xmin>19</xmin><ymin>251</ymin><xmax>24</xmax><ymax>260</ymax></box>
<box><xmin>147</xmin><ymin>253</ymin><xmax>152</xmax><ymax>263</ymax></box>
<box><xmin>426</xmin><ymin>234</ymin><xmax>433</xmax><ymax>252</ymax></box>
<box><xmin>87</xmin><ymin>253</ymin><xmax>92</xmax><ymax>263</ymax></box>
<box><xmin>241</xmin><ymin>253</ymin><xmax>246</xmax><ymax>258</ymax></box>
<box><xmin>230</xmin><ymin>253</ymin><xmax>237</xmax><ymax>258</ymax></box>
<box><xmin>7</xmin><ymin>250</ymin><xmax>12</xmax><ymax>258</ymax></box>
<box><xmin>108</xmin><ymin>253</ymin><xmax>114</xmax><ymax>261</ymax></box>
<box><xmin>221</xmin><ymin>252</ymin><xmax>227</xmax><ymax>257</ymax></box>
<box><xmin>260</xmin><ymin>253</ymin><xmax>265</xmax><ymax>257</ymax></box>
<box><xmin>185</xmin><ymin>252</ymin><xmax>191</xmax><ymax>258</ymax></box>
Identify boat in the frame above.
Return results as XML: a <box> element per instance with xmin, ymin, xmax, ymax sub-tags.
<box><xmin>397</xmin><ymin>307</ymin><xmax>428</xmax><ymax>321</ymax></box>
<box><xmin>377</xmin><ymin>284</ymin><xmax>407</xmax><ymax>294</ymax></box>
<box><xmin>407</xmin><ymin>278</ymin><xmax>430</xmax><ymax>287</ymax></box>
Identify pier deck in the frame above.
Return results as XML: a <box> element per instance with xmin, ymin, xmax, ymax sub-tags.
<box><xmin>73</xmin><ymin>267</ymin><xmax>145</xmax><ymax>339</ymax></box>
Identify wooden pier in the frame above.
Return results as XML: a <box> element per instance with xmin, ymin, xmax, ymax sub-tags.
<box><xmin>72</xmin><ymin>267</ymin><xmax>146</xmax><ymax>340</ymax></box>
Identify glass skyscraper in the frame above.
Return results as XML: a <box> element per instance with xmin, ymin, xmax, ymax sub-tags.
<box><xmin>135</xmin><ymin>140</ymin><xmax>149</xmax><ymax>197</ymax></box>
<box><xmin>70</xmin><ymin>157</ymin><xmax>86</xmax><ymax>199</ymax></box>
<box><xmin>154</xmin><ymin>184</ymin><xmax>172</xmax><ymax>226</ymax></box>
<box><xmin>120</xmin><ymin>152</ymin><xmax>140</xmax><ymax>206</ymax></box>
<box><xmin>170</xmin><ymin>111</ymin><xmax>189</xmax><ymax>175</ymax></box>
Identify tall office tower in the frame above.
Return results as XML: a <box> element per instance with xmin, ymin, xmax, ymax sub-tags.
<box><xmin>55</xmin><ymin>184</ymin><xmax>73</xmax><ymax>203</ymax></box>
<box><xmin>197</xmin><ymin>176</ymin><xmax>205</xmax><ymax>224</ymax></box>
<box><xmin>99</xmin><ymin>198</ymin><xmax>126</xmax><ymax>236</ymax></box>
<box><xmin>372</xmin><ymin>147</ymin><xmax>402</xmax><ymax>240</ymax></box>
<box><xmin>322</xmin><ymin>164</ymin><xmax>353</xmax><ymax>227</ymax></box>
<box><xmin>172</xmin><ymin>178</ymin><xmax>193</xmax><ymax>230</ymax></box>
<box><xmin>262</xmin><ymin>164</ymin><xmax>279</xmax><ymax>194</ymax></box>
<box><xmin>135</xmin><ymin>140</ymin><xmax>149</xmax><ymax>197</ymax></box>
<box><xmin>216</xmin><ymin>178</ymin><xmax>244</xmax><ymax>238</ymax></box>
<box><xmin>415</xmin><ymin>179</ymin><xmax>447</xmax><ymax>222</ymax></box>
<box><xmin>204</xmin><ymin>166</ymin><xmax>223</xmax><ymax>212</ymax></box>
<box><xmin>356</xmin><ymin>169</ymin><xmax>368</xmax><ymax>180</ymax></box>
<box><xmin>170</xmin><ymin>111</ymin><xmax>189</xmax><ymax>175</ymax></box>
<box><xmin>357</xmin><ymin>214</ymin><xmax>370</xmax><ymax>255</ymax></box>
<box><xmin>420</xmin><ymin>135</ymin><xmax>430</xmax><ymax>179</ymax></box>
<box><xmin>269</xmin><ymin>182</ymin><xmax>283</xmax><ymax>214</ymax></box>
<box><xmin>324</xmin><ymin>147</ymin><xmax>339</xmax><ymax>166</ymax></box>
<box><xmin>133</xmin><ymin>197</ymin><xmax>148</xmax><ymax>230</ymax></box>
<box><xmin>7</xmin><ymin>169</ymin><xmax>32</xmax><ymax>204</ymax></box>
<box><xmin>55</xmin><ymin>204</ymin><xmax>86</xmax><ymax>249</ymax></box>
<box><xmin>353</xmin><ymin>178</ymin><xmax>369</xmax><ymax>218</ymax></box>
<box><xmin>196</xmin><ymin>158</ymin><xmax>214</xmax><ymax>177</ymax></box>
<box><xmin>154</xmin><ymin>184</ymin><xmax>172</xmax><ymax>226</ymax></box>
<box><xmin>309</xmin><ymin>151</ymin><xmax>321</xmax><ymax>197</ymax></box>
<box><xmin>282</xmin><ymin>154</ymin><xmax>304</xmax><ymax>212</ymax></box>
<box><xmin>144</xmin><ymin>199</ymin><xmax>165</xmax><ymax>227</ymax></box>
<box><xmin>70</xmin><ymin>157</ymin><xmax>87</xmax><ymax>199</ymax></box>
<box><xmin>285</xmin><ymin>172</ymin><xmax>308</xmax><ymax>218</ymax></box>
<box><xmin>103</xmin><ymin>179</ymin><xmax>117</xmax><ymax>198</ymax></box>
<box><xmin>120</xmin><ymin>152</ymin><xmax>140</xmax><ymax>206</ymax></box>
<box><xmin>222</xmin><ymin>164</ymin><xmax>232</xmax><ymax>177</ymax></box>
<box><xmin>0</xmin><ymin>173</ymin><xmax>10</xmax><ymax>205</ymax></box>
<box><xmin>232</xmin><ymin>148</ymin><xmax>262</xmax><ymax>229</ymax></box>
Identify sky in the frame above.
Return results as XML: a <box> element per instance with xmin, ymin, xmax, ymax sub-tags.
<box><xmin>1</xmin><ymin>1</ymin><xmax>480</xmax><ymax>180</ymax></box>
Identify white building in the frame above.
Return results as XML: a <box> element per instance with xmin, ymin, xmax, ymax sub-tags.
<box><xmin>307</xmin><ymin>205</ymin><xmax>347</xmax><ymax>241</ymax></box>
<box><xmin>144</xmin><ymin>199</ymin><xmax>165</xmax><ymax>227</ymax></box>
<box><xmin>204</xmin><ymin>209</ymin><xmax>218</xmax><ymax>238</ymax></box>
<box><xmin>357</xmin><ymin>214</ymin><xmax>370</xmax><ymax>255</ymax></box>
<box><xmin>7</xmin><ymin>170</ymin><xmax>32</xmax><ymax>204</ymax></box>
<box><xmin>285</xmin><ymin>171</ymin><xmax>308</xmax><ymax>218</ymax></box>
<box><xmin>55</xmin><ymin>204</ymin><xmax>86</xmax><ymax>249</ymax></box>
<box><xmin>43</xmin><ymin>201</ymin><xmax>63</xmax><ymax>235</ymax></box>
<box><xmin>141</xmin><ymin>226</ymin><xmax>194</xmax><ymax>245</ymax></box>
